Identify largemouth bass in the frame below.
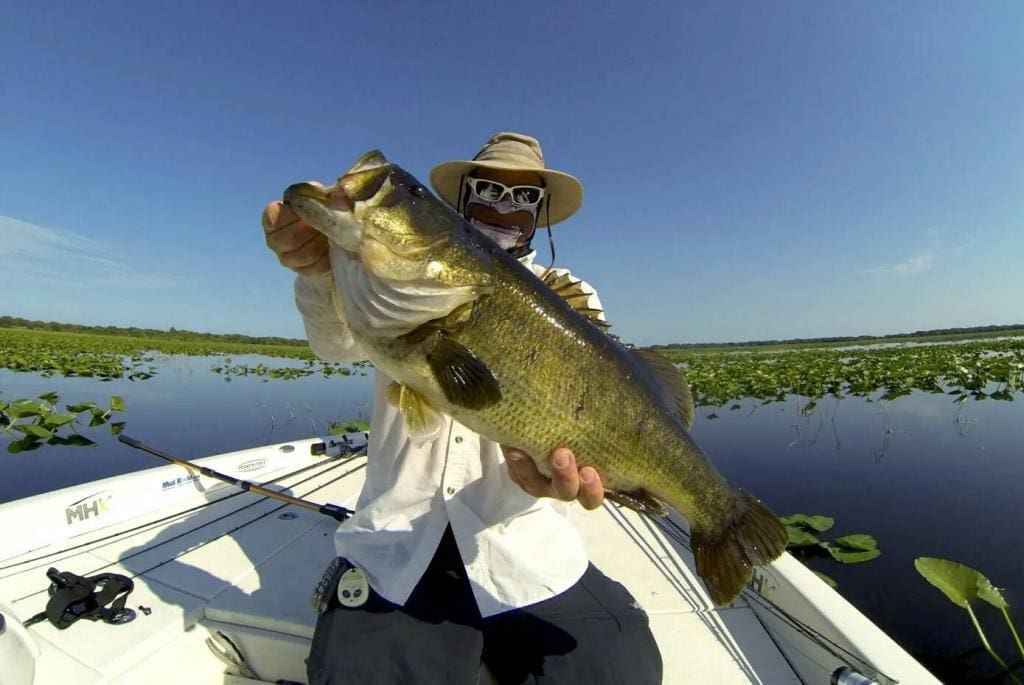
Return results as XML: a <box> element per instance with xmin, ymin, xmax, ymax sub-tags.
<box><xmin>283</xmin><ymin>150</ymin><xmax>787</xmax><ymax>605</ymax></box>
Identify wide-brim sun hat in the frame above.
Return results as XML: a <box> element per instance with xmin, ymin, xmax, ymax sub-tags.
<box><xmin>429</xmin><ymin>132</ymin><xmax>584</xmax><ymax>226</ymax></box>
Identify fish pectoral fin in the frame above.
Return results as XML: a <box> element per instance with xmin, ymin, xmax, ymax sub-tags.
<box><xmin>605</xmin><ymin>489</ymin><xmax>669</xmax><ymax>517</ymax></box>
<box><xmin>632</xmin><ymin>348</ymin><xmax>695</xmax><ymax>429</ymax></box>
<box><xmin>385</xmin><ymin>382</ymin><xmax>445</xmax><ymax>442</ymax></box>
<box><xmin>425</xmin><ymin>332</ymin><xmax>502</xmax><ymax>410</ymax></box>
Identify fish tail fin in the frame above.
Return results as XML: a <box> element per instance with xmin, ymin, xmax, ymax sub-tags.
<box><xmin>691</xmin><ymin>491</ymin><xmax>788</xmax><ymax>606</ymax></box>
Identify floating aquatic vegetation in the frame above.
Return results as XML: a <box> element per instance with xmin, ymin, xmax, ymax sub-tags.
<box><xmin>0</xmin><ymin>391</ymin><xmax>125</xmax><ymax>453</ymax></box>
<box><xmin>660</xmin><ymin>337</ymin><xmax>1024</xmax><ymax>410</ymax></box>
<box><xmin>209</xmin><ymin>359</ymin><xmax>364</xmax><ymax>381</ymax></box>
<box><xmin>3</xmin><ymin>328</ymin><xmax>1020</xmax><ymax>399</ymax></box>
<box><xmin>780</xmin><ymin>513</ymin><xmax>881</xmax><ymax>585</ymax></box>
<box><xmin>329</xmin><ymin>419</ymin><xmax>370</xmax><ymax>434</ymax></box>
<box><xmin>0</xmin><ymin>328</ymin><xmax>367</xmax><ymax>380</ymax></box>
<box><xmin>915</xmin><ymin>557</ymin><xmax>1024</xmax><ymax>684</ymax></box>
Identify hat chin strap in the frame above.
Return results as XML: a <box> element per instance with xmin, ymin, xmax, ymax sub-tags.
<box><xmin>542</xmin><ymin>195</ymin><xmax>556</xmax><ymax>270</ymax></box>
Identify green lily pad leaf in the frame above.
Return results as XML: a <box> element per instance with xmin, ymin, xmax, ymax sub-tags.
<box><xmin>914</xmin><ymin>557</ymin><xmax>985</xmax><ymax>608</ymax></box>
<box><xmin>88</xmin><ymin>414</ymin><xmax>107</xmax><ymax>427</ymax></box>
<box><xmin>110</xmin><ymin>395</ymin><xmax>125</xmax><ymax>412</ymax></box>
<box><xmin>66</xmin><ymin>402</ymin><xmax>99</xmax><ymax>413</ymax></box>
<box><xmin>109</xmin><ymin>421</ymin><xmax>126</xmax><ymax>436</ymax></box>
<box><xmin>780</xmin><ymin>514</ymin><xmax>835</xmax><ymax>533</ymax></box>
<box><xmin>800</xmin><ymin>401</ymin><xmax>817</xmax><ymax>416</ymax></box>
<box><xmin>329</xmin><ymin>420</ymin><xmax>370</xmax><ymax>435</ymax></box>
<box><xmin>7</xmin><ymin>400</ymin><xmax>43</xmax><ymax>419</ymax></box>
<box><xmin>785</xmin><ymin>527</ymin><xmax>821</xmax><ymax>547</ymax></box>
<box><xmin>19</xmin><ymin>424</ymin><xmax>54</xmax><ymax>439</ymax></box>
<box><xmin>37</xmin><ymin>391</ymin><xmax>59</xmax><ymax>403</ymax></box>
<box><xmin>976</xmin><ymin>578</ymin><xmax>1009</xmax><ymax>610</ymax></box>
<box><xmin>43</xmin><ymin>413</ymin><xmax>77</xmax><ymax>428</ymax></box>
<box><xmin>827</xmin><ymin>546</ymin><xmax>880</xmax><ymax>564</ymax></box>
<box><xmin>833</xmin><ymin>534</ymin><xmax>878</xmax><ymax>551</ymax></box>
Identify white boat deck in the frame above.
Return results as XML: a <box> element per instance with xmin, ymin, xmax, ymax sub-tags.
<box><xmin>0</xmin><ymin>436</ymin><xmax>938</xmax><ymax>684</ymax></box>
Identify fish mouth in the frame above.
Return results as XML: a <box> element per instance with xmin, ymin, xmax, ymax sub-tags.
<box><xmin>283</xmin><ymin>181</ymin><xmax>359</xmax><ymax>251</ymax></box>
<box><xmin>338</xmin><ymin>149</ymin><xmax>391</xmax><ymax>202</ymax></box>
<box><xmin>283</xmin><ymin>182</ymin><xmax>331</xmax><ymax>205</ymax></box>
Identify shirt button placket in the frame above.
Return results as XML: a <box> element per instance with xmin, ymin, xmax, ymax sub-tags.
<box><xmin>443</xmin><ymin>430</ymin><xmax>467</xmax><ymax>500</ymax></box>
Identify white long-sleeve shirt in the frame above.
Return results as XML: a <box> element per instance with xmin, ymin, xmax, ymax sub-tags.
<box><xmin>295</xmin><ymin>252</ymin><xmax>605</xmax><ymax>617</ymax></box>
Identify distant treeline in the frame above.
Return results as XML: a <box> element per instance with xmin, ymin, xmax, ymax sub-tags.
<box><xmin>652</xmin><ymin>323</ymin><xmax>1024</xmax><ymax>350</ymax></box>
<box><xmin>0</xmin><ymin>316</ymin><xmax>308</xmax><ymax>348</ymax></box>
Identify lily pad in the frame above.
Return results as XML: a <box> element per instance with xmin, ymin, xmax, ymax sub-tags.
<box><xmin>780</xmin><ymin>514</ymin><xmax>835</xmax><ymax>533</ymax></box>
<box><xmin>915</xmin><ymin>557</ymin><xmax>992</xmax><ymax>608</ymax></box>
<box><xmin>833</xmin><ymin>534</ymin><xmax>878</xmax><ymax>551</ymax></box>
<box><xmin>827</xmin><ymin>546</ymin><xmax>881</xmax><ymax>564</ymax></box>
<box><xmin>785</xmin><ymin>527</ymin><xmax>822</xmax><ymax>547</ymax></box>
<box><xmin>977</xmin><ymin>578</ymin><xmax>1009</xmax><ymax>610</ymax></box>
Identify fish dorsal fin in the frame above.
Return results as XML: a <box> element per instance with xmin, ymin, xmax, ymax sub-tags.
<box><xmin>385</xmin><ymin>382</ymin><xmax>445</xmax><ymax>443</ymax></box>
<box><xmin>632</xmin><ymin>348</ymin><xmax>694</xmax><ymax>429</ymax></box>
<box><xmin>540</xmin><ymin>269</ymin><xmax>610</xmax><ymax>331</ymax></box>
<box><xmin>606</xmin><ymin>489</ymin><xmax>669</xmax><ymax>517</ymax></box>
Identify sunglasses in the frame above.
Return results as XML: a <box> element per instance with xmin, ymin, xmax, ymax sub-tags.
<box><xmin>465</xmin><ymin>178</ymin><xmax>545</xmax><ymax>207</ymax></box>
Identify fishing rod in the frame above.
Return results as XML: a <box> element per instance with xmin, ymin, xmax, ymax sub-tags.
<box><xmin>117</xmin><ymin>434</ymin><xmax>354</xmax><ymax>522</ymax></box>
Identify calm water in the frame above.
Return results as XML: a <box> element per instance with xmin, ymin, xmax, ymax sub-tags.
<box><xmin>2</xmin><ymin>356</ymin><xmax>1021</xmax><ymax>680</ymax></box>
<box><xmin>0</xmin><ymin>355</ymin><xmax>374</xmax><ymax>501</ymax></box>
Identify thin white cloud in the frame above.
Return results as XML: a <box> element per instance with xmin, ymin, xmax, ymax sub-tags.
<box><xmin>861</xmin><ymin>253</ymin><xmax>935</xmax><ymax>277</ymax></box>
<box><xmin>0</xmin><ymin>215</ymin><xmax>181</xmax><ymax>289</ymax></box>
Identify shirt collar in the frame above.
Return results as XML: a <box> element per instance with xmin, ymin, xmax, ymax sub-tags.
<box><xmin>517</xmin><ymin>250</ymin><xmax>538</xmax><ymax>267</ymax></box>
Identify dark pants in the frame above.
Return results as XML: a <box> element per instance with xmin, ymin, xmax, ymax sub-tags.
<box><xmin>307</xmin><ymin>527</ymin><xmax>663</xmax><ymax>684</ymax></box>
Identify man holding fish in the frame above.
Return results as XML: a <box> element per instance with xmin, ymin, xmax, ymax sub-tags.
<box><xmin>263</xmin><ymin>133</ymin><xmax>665</xmax><ymax>684</ymax></box>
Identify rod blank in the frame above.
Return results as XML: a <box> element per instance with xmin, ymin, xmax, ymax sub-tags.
<box><xmin>117</xmin><ymin>434</ymin><xmax>353</xmax><ymax>522</ymax></box>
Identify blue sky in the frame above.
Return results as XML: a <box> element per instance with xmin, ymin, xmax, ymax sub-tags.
<box><xmin>1</xmin><ymin>1</ymin><xmax>1021</xmax><ymax>346</ymax></box>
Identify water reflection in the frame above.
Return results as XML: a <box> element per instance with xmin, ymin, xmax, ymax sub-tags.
<box><xmin>690</xmin><ymin>391</ymin><xmax>1024</xmax><ymax>678</ymax></box>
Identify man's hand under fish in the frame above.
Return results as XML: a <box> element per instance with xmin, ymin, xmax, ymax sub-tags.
<box><xmin>504</xmin><ymin>447</ymin><xmax>604</xmax><ymax>510</ymax></box>
<box><xmin>262</xmin><ymin>198</ymin><xmax>605</xmax><ymax>510</ymax></box>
